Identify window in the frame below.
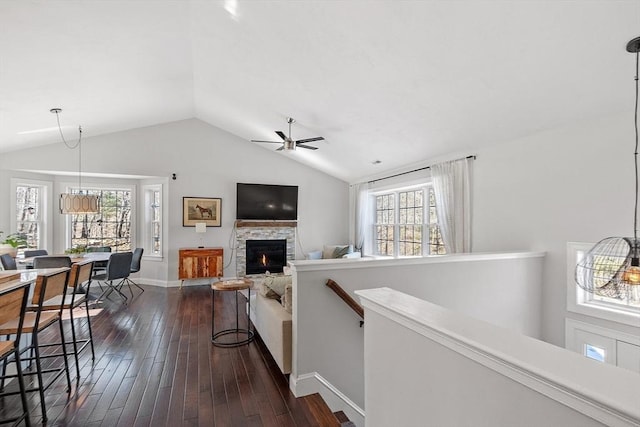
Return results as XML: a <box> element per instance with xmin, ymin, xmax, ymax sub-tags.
<box><xmin>142</xmin><ymin>184</ymin><xmax>162</xmax><ymax>256</ymax></box>
<box><xmin>427</xmin><ymin>189</ymin><xmax>446</xmax><ymax>255</ymax></box>
<box><xmin>11</xmin><ymin>179</ymin><xmax>51</xmax><ymax>252</ymax></box>
<box><xmin>584</xmin><ymin>344</ymin><xmax>606</xmax><ymax>363</ymax></box>
<box><xmin>374</xmin><ymin>186</ymin><xmax>445</xmax><ymax>257</ymax></box>
<box><xmin>69</xmin><ymin>187</ymin><xmax>133</xmax><ymax>252</ymax></box>
<box><xmin>15</xmin><ymin>184</ymin><xmax>43</xmax><ymax>249</ymax></box>
<box><xmin>375</xmin><ymin>193</ymin><xmax>395</xmax><ymax>255</ymax></box>
<box><xmin>567</xmin><ymin>242</ymin><xmax>640</xmax><ymax>327</ymax></box>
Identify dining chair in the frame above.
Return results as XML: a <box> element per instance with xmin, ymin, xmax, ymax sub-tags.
<box><xmin>0</xmin><ymin>267</ymin><xmax>72</xmax><ymax>422</ymax></box>
<box><xmin>120</xmin><ymin>247</ymin><xmax>144</xmax><ymax>297</ymax></box>
<box><xmin>0</xmin><ymin>281</ymin><xmax>32</xmax><ymax>426</ymax></box>
<box><xmin>93</xmin><ymin>252</ymin><xmax>133</xmax><ymax>304</ymax></box>
<box><xmin>60</xmin><ymin>260</ymin><xmax>95</xmax><ymax>380</ymax></box>
<box><xmin>23</xmin><ymin>249</ymin><xmax>48</xmax><ymax>258</ymax></box>
<box><xmin>0</xmin><ymin>254</ymin><xmax>17</xmax><ymax>271</ymax></box>
<box><xmin>32</xmin><ymin>255</ymin><xmax>72</xmax><ymax>269</ymax></box>
<box><xmin>86</xmin><ymin>246</ymin><xmax>111</xmax><ymax>277</ymax></box>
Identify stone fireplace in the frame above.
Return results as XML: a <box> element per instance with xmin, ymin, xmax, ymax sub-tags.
<box><xmin>235</xmin><ymin>221</ymin><xmax>296</xmax><ymax>277</ymax></box>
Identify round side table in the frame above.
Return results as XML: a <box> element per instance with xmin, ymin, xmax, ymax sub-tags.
<box><xmin>211</xmin><ymin>278</ymin><xmax>254</xmax><ymax>347</ymax></box>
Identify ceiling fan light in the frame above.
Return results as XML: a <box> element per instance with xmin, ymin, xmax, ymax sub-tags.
<box><xmin>251</xmin><ymin>117</ymin><xmax>322</xmax><ymax>151</ymax></box>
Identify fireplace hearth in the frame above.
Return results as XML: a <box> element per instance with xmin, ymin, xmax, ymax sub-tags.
<box><xmin>245</xmin><ymin>239</ymin><xmax>287</xmax><ymax>275</ymax></box>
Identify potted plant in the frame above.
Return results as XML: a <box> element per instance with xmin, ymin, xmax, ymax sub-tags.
<box><xmin>0</xmin><ymin>232</ymin><xmax>28</xmax><ymax>258</ymax></box>
<box><xmin>65</xmin><ymin>245</ymin><xmax>87</xmax><ymax>256</ymax></box>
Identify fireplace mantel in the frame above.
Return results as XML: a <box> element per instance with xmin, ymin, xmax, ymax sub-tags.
<box><xmin>236</xmin><ymin>220</ymin><xmax>297</xmax><ymax>228</ymax></box>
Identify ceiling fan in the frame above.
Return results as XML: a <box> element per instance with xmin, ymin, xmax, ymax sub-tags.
<box><xmin>251</xmin><ymin>117</ymin><xmax>324</xmax><ymax>151</ymax></box>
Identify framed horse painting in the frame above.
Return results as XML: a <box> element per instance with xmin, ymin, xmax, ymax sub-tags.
<box><xmin>183</xmin><ymin>197</ymin><xmax>222</xmax><ymax>227</ymax></box>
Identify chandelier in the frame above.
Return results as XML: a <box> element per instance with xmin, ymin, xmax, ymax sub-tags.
<box><xmin>575</xmin><ymin>37</ymin><xmax>640</xmax><ymax>300</ymax></box>
<box><xmin>51</xmin><ymin>108</ymin><xmax>99</xmax><ymax>214</ymax></box>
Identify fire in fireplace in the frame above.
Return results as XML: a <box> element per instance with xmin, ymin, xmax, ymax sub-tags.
<box><xmin>245</xmin><ymin>239</ymin><xmax>287</xmax><ymax>275</ymax></box>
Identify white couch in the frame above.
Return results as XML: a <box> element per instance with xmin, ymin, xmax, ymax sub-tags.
<box><xmin>248</xmin><ymin>275</ymin><xmax>292</xmax><ymax>374</ymax></box>
<box><xmin>306</xmin><ymin>244</ymin><xmax>361</xmax><ymax>260</ymax></box>
<box><xmin>246</xmin><ymin>249</ymin><xmax>359</xmax><ymax>374</ymax></box>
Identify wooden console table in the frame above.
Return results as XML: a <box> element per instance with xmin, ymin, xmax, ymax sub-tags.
<box><xmin>178</xmin><ymin>247</ymin><xmax>224</xmax><ymax>288</ymax></box>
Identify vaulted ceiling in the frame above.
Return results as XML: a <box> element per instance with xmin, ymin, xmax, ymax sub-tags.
<box><xmin>1</xmin><ymin>1</ymin><xmax>638</xmax><ymax>182</ymax></box>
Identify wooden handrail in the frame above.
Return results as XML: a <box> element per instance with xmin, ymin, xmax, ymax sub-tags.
<box><xmin>326</xmin><ymin>279</ymin><xmax>364</xmax><ymax>320</ymax></box>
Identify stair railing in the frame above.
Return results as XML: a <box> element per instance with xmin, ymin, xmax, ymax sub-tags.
<box><xmin>326</xmin><ymin>279</ymin><xmax>364</xmax><ymax>327</ymax></box>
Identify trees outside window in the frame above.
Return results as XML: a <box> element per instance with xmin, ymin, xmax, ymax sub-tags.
<box><xmin>374</xmin><ymin>186</ymin><xmax>445</xmax><ymax>257</ymax></box>
<box><xmin>69</xmin><ymin>188</ymin><xmax>132</xmax><ymax>252</ymax></box>
<box><xmin>15</xmin><ymin>184</ymin><xmax>44</xmax><ymax>250</ymax></box>
<box><xmin>143</xmin><ymin>184</ymin><xmax>162</xmax><ymax>256</ymax></box>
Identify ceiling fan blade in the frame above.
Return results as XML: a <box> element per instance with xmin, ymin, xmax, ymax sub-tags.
<box><xmin>275</xmin><ymin>131</ymin><xmax>287</xmax><ymax>140</ymax></box>
<box><xmin>276</xmin><ymin>146</ymin><xmax>285</xmax><ymax>151</ymax></box>
<box><xmin>295</xmin><ymin>136</ymin><xmax>324</xmax><ymax>144</ymax></box>
<box><xmin>251</xmin><ymin>140</ymin><xmax>283</xmax><ymax>144</ymax></box>
<box><xmin>296</xmin><ymin>144</ymin><xmax>319</xmax><ymax>150</ymax></box>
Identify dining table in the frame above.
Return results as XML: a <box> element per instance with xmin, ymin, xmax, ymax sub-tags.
<box><xmin>0</xmin><ymin>267</ymin><xmax>71</xmax><ymax>302</ymax></box>
<box><xmin>0</xmin><ymin>270</ymin><xmax>33</xmax><ymax>291</ymax></box>
<box><xmin>0</xmin><ymin>268</ymin><xmax>68</xmax><ymax>283</ymax></box>
<box><xmin>10</xmin><ymin>252</ymin><xmax>128</xmax><ymax>307</ymax></box>
<box><xmin>15</xmin><ymin>253</ymin><xmax>112</xmax><ymax>297</ymax></box>
<box><xmin>16</xmin><ymin>252</ymin><xmax>112</xmax><ymax>269</ymax></box>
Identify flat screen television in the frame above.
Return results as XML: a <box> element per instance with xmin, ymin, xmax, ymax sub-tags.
<box><xmin>236</xmin><ymin>183</ymin><xmax>298</xmax><ymax>221</ymax></box>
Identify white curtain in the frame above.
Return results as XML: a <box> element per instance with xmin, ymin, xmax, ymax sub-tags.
<box><xmin>353</xmin><ymin>182</ymin><xmax>371</xmax><ymax>253</ymax></box>
<box><xmin>431</xmin><ymin>158</ymin><xmax>472</xmax><ymax>253</ymax></box>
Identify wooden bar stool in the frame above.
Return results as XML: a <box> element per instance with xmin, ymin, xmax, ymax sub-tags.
<box><xmin>32</xmin><ymin>260</ymin><xmax>96</xmax><ymax>381</ymax></box>
<box><xmin>64</xmin><ymin>260</ymin><xmax>96</xmax><ymax>379</ymax></box>
<box><xmin>0</xmin><ymin>268</ymin><xmax>72</xmax><ymax>423</ymax></box>
<box><xmin>0</xmin><ymin>280</ymin><xmax>32</xmax><ymax>426</ymax></box>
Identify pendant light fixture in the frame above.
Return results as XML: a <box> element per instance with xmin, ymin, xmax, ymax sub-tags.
<box><xmin>52</xmin><ymin>108</ymin><xmax>99</xmax><ymax>214</ymax></box>
<box><xmin>575</xmin><ymin>37</ymin><xmax>640</xmax><ymax>299</ymax></box>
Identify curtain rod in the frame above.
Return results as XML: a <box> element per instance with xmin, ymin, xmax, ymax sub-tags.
<box><xmin>367</xmin><ymin>155</ymin><xmax>477</xmax><ymax>184</ymax></box>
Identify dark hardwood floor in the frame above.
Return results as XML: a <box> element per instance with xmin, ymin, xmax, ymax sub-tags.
<box><xmin>0</xmin><ymin>284</ymin><xmax>342</xmax><ymax>426</ymax></box>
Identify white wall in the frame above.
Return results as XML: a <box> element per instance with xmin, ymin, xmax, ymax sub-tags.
<box><xmin>472</xmin><ymin>112</ymin><xmax>640</xmax><ymax>346</ymax></box>
<box><xmin>358</xmin><ymin>288</ymin><xmax>640</xmax><ymax>427</ymax></box>
<box><xmin>290</xmin><ymin>252</ymin><xmax>544</xmax><ymax>421</ymax></box>
<box><xmin>0</xmin><ymin>119</ymin><xmax>349</xmax><ymax>283</ymax></box>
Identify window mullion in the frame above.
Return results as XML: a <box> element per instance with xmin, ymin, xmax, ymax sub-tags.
<box><xmin>396</xmin><ymin>190</ymin><xmax>400</xmax><ymax>257</ymax></box>
<box><xmin>394</xmin><ymin>224</ymin><xmax>399</xmax><ymax>258</ymax></box>
<box><xmin>422</xmin><ymin>187</ymin><xmax>427</xmax><ymax>256</ymax></box>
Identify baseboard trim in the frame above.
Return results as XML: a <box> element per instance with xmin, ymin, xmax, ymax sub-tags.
<box><xmin>131</xmin><ymin>279</ymin><xmax>218</xmax><ymax>288</ymax></box>
<box><xmin>167</xmin><ymin>279</ymin><xmax>216</xmax><ymax>288</ymax></box>
<box><xmin>136</xmin><ymin>278</ymin><xmax>169</xmax><ymax>287</ymax></box>
<box><xmin>290</xmin><ymin>372</ymin><xmax>365</xmax><ymax>427</ymax></box>
<box><xmin>121</xmin><ymin>278</ymin><xmax>220</xmax><ymax>288</ymax></box>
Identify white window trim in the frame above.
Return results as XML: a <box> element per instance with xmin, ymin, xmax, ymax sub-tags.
<box><xmin>62</xmin><ymin>181</ymin><xmax>136</xmax><ymax>250</ymax></box>
<box><xmin>10</xmin><ymin>178</ymin><xmax>53</xmax><ymax>252</ymax></box>
<box><xmin>142</xmin><ymin>184</ymin><xmax>162</xmax><ymax>260</ymax></box>
<box><xmin>566</xmin><ymin>241</ymin><xmax>640</xmax><ymax>327</ymax></box>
